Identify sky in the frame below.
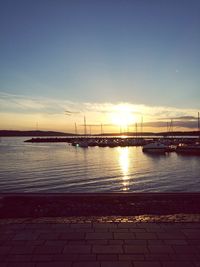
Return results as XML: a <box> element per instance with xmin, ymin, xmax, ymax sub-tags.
<box><xmin>0</xmin><ymin>0</ymin><xmax>199</xmax><ymax>133</ymax></box>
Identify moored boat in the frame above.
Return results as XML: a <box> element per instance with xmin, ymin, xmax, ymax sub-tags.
<box><xmin>142</xmin><ymin>142</ymin><xmax>167</xmax><ymax>153</ymax></box>
<box><xmin>176</xmin><ymin>142</ymin><xmax>200</xmax><ymax>155</ymax></box>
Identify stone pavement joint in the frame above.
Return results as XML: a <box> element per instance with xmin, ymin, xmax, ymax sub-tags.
<box><xmin>0</xmin><ymin>217</ymin><xmax>200</xmax><ymax>266</ymax></box>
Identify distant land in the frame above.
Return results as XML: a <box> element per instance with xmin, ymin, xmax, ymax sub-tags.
<box><xmin>0</xmin><ymin>130</ymin><xmax>71</xmax><ymax>137</ymax></box>
<box><xmin>0</xmin><ymin>130</ymin><xmax>200</xmax><ymax>137</ymax></box>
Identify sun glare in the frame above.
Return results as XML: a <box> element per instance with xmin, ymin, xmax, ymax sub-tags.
<box><xmin>110</xmin><ymin>104</ymin><xmax>137</xmax><ymax>127</ymax></box>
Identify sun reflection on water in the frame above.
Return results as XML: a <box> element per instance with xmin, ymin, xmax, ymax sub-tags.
<box><xmin>118</xmin><ymin>147</ymin><xmax>130</xmax><ymax>191</ymax></box>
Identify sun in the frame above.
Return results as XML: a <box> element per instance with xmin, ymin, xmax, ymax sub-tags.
<box><xmin>110</xmin><ymin>104</ymin><xmax>137</xmax><ymax>127</ymax></box>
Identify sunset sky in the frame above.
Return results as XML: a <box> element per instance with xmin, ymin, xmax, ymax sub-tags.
<box><xmin>0</xmin><ymin>0</ymin><xmax>199</xmax><ymax>134</ymax></box>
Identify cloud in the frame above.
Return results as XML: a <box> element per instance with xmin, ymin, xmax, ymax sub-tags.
<box><xmin>0</xmin><ymin>91</ymin><xmax>199</xmax><ymax>131</ymax></box>
<box><xmin>157</xmin><ymin>116</ymin><xmax>197</xmax><ymax>121</ymax></box>
<box><xmin>143</xmin><ymin>120</ymin><xmax>198</xmax><ymax>129</ymax></box>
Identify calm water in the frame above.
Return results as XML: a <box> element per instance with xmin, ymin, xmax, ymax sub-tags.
<box><xmin>0</xmin><ymin>137</ymin><xmax>200</xmax><ymax>192</ymax></box>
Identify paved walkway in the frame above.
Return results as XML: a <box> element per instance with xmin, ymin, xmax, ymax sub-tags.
<box><xmin>0</xmin><ymin>217</ymin><xmax>200</xmax><ymax>267</ymax></box>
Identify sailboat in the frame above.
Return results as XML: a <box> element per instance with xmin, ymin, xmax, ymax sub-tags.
<box><xmin>176</xmin><ymin>112</ymin><xmax>200</xmax><ymax>155</ymax></box>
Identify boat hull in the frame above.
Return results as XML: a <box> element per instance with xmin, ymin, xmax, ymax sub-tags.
<box><xmin>176</xmin><ymin>148</ymin><xmax>200</xmax><ymax>155</ymax></box>
<box><xmin>142</xmin><ymin>148</ymin><xmax>166</xmax><ymax>153</ymax></box>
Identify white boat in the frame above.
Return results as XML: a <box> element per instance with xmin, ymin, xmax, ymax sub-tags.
<box><xmin>142</xmin><ymin>142</ymin><xmax>167</xmax><ymax>153</ymax></box>
<box><xmin>77</xmin><ymin>141</ymin><xmax>88</xmax><ymax>148</ymax></box>
<box><xmin>71</xmin><ymin>140</ymin><xmax>88</xmax><ymax>148</ymax></box>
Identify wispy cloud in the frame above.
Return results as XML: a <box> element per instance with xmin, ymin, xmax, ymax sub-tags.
<box><xmin>0</xmin><ymin>91</ymin><xmax>199</xmax><ymax>131</ymax></box>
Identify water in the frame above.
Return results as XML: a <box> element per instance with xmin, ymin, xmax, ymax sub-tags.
<box><xmin>0</xmin><ymin>137</ymin><xmax>199</xmax><ymax>192</ymax></box>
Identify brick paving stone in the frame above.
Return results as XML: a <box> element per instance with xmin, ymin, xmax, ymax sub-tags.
<box><xmin>186</xmin><ymin>239</ymin><xmax>200</xmax><ymax>245</ymax></box>
<box><xmin>135</xmin><ymin>233</ymin><xmax>157</xmax><ymax>240</ymax></box>
<box><xmin>86</xmin><ymin>240</ymin><xmax>107</xmax><ymax>245</ymax></box>
<box><xmin>194</xmin><ymin>263</ymin><xmax>200</xmax><ymax>267</ymax></box>
<box><xmin>114</xmin><ymin>233</ymin><xmax>135</xmax><ymax>240</ymax></box>
<box><xmin>9</xmin><ymin>246</ymin><xmax>35</xmax><ymax>254</ymax></box>
<box><xmin>95</xmin><ymin>228</ymin><xmax>109</xmax><ymax>232</ymax></box>
<box><xmin>7</xmin><ymin>263</ymin><xmax>35</xmax><ymax>267</ymax></box>
<box><xmin>85</xmin><ymin>233</ymin><xmax>113</xmax><ymax>240</ymax></box>
<box><xmin>101</xmin><ymin>261</ymin><xmax>132</xmax><ymax>267</ymax></box>
<box><xmin>124</xmin><ymin>240</ymin><xmax>147</xmax><ymax>245</ymax></box>
<box><xmin>124</xmin><ymin>245</ymin><xmax>148</xmax><ymax>254</ymax></box>
<box><xmin>10</xmin><ymin>245</ymin><xmax>36</xmax><ymax>254</ymax></box>
<box><xmin>36</xmin><ymin>263</ymin><xmax>72</xmax><ymax>267</ymax></box>
<box><xmin>93</xmin><ymin>245</ymin><xmax>123</xmax><ymax>254</ymax></box>
<box><xmin>3</xmin><ymin>224</ymin><xmax>25</xmax><ymax>230</ymax></box>
<box><xmin>49</xmin><ymin>224</ymin><xmax>70</xmax><ymax>229</ymax></box>
<box><xmin>97</xmin><ymin>254</ymin><xmax>118</xmax><ymax>261</ymax></box>
<box><xmin>109</xmin><ymin>240</ymin><xmax>124</xmax><ymax>245</ymax></box>
<box><xmin>70</xmin><ymin>223</ymin><xmax>92</xmax><ymax>228</ymax></box>
<box><xmin>156</xmin><ymin>232</ymin><xmax>186</xmax><ymax>240</ymax></box>
<box><xmin>5</xmin><ymin>254</ymin><xmax>33</xmax><ymax>262</ymax></box>
<box><xmin>172</xmin><ymin>244</ymin><xmax>199</xmax><ymax>254</ymax></box>
<box><xmin>170</xmin><ymin>254</ymin><xmax>200</xmax><ymax>261</ymax></box>
<box><xmin>94</xmin><ymin>223</ymin><xmax>117</xmax><ymax>228</ymax></box>
<box><xmin>147</xmin><ymin>240</ymin><xmax>164</xmax><ymax>245</ymax></box>
<box><xmin>53</xmin><ymin>254</ymin><xmax>96</xmax><ymax>261</ymax></box>
<box><xmin>34</xmin><ymin>245</ymin><xmax>64</xmax><ymax>254</ymax></box>
<box><xmin>0</xmin><ymin>246</ymin><xmax>12</xmax><ymax>255</ymax></box>
<box><xmin>13</xmin><ymin>233</ymin><xmax>39</xmax><ymax>241</ymax></box>
<box><xmin>74</xmin><ymin>228</ymin><xmax>94</xmax><ymax>233</ymax></box>
<box><xmin>44</xmin><ymin>240</ymin><xmax>67</xmax><ymax>246</ymax></box>
<box><xmin>73</xmin><ymin>262</ymin><xmax>100</xmax><ymax>267</ymax></box>
<box><xmin>119</xmin><ymin>255</ymin><xmax>145</xmax><ymax>261</ymax></box>
<box><xmin>32</xmin><ymin>254</ymin><xmax>54</xmax><ymax>261</ymax></box>
<box><xmin>38</xmin><ymin>233</ymin><xmax>60</xmax><ymax>240</ymax></box>
<box><xmin>129</xmin><ymin>229</ymin><xmax>146</xmax><ymax>233</ymax></box>
<box><xmin>133</xmin><ymin>261</ymin><xmax>161</xmax><ymax>267</ymax></box>
<box><xmin>1</xmin><ymin>220</ymin><xmax>200</xmax><ymax>267</ymax></box>
<box><xmin>25</xmin><ymin>240</ymin><xmax>45</xmax><ymax>246</ymax></box>
<box><xmin>60</xmin><ymin>233</ymin><xmax>85</xmax><ymax>240</ymax></box>
<box><xmin>109</xmin><ymin>228</ymin><xmax>129</xmax><ymax>232</ymax></box>
<box><xmin>63</xmin><ymin>245</ymin><xmax>91</xmax><ymax>254</ymax></box>
<box><xmin>163</xmin><ymin>239</ymin><xmax>188</xmax><ymax>245</ymax></box>
<box><xmin>0</xmin><ymin>234</ymin><xmax>14</xmax><ymax>241</ymax></box>
<box><xmin>148</xmin><ymin>245</ymin><xmax>174</xmax><ymax>254</ymax></box>
<box><xmin>3</xmin><ymin>241</ymin><xmax>26</xmax><ymax>246</ymax></box>
<box><xmin>145</xmin><ymin>253</ymin><xmax>170</xmax><ymax>260</ymax></box>
<box><xmin>118</xmin><ymin>223</ymin><xmax>138</xmax><ymax>228</ymax></box>
<box><xmin>162</xmin><ymin>262</ymin><xmax>194</xmax><ymax>267</ymax></box>
<box><xmin>68</xmin><ymin>240</ymin><xmax>86</xmax><ymax>245</ymax></box>
<box><xmin>183</xmin><ymin>230</ymin><xmax>200</xmax><ymax>239</ymax></box>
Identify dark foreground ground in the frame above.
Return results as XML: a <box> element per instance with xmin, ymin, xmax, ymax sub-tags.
<box><xmin>0</xmin><ymin>219</ymin><xmax>200</xmax><ymax>266</ymax></box>
<box><xmin>0</xmin><ymin>193</ymin><xmax>200</xmax><ymax>266</ymax></box>
<box><xmin>0</xmin><ymin>193</ymin><xmax>200</xmax><ymax>218</ymax></box>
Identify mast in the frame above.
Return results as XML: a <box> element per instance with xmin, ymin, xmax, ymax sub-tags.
<box><xmin>101</xmin><ymin>123</ymin><xmax>103</xmax><ymax>135</ymax></box>
<box><xmin>198</xmin><ymin>112</ymin><xmax>200</xmax><ymax>138</ymax></box>
<box><xmin>74</xmin><ymin>122</ymin><xmax>77</xmax><ymax>135</ymax></box>
<box><xmin>140</xmin><ymin>116</ymin><xmax>143</xmax><ymax>138</ymax></box>
<box><xmin>84</xmin><ymin>116</ymin><xmax>87</xmax><ymax>136</ymax></box>
<box><xmin>135</xmin><ymin>122</ymin><xmax>138</xmax><ymax>138</ymax></box>
<box><xmin>170</xmin><ymin>119</ymin><xmax>173</xmax><ymax>138</ymax></box>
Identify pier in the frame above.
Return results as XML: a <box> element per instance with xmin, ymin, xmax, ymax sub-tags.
<box><xmin>24</xmin><ymin>136</ymin><xmax>199</xmax><ymax>148</ymax></box>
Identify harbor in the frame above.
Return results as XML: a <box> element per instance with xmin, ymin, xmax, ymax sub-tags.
<box><xmin>24</xmin><ymin>135</ymin><xmax>200</xmax><ymax>154</ymax></box>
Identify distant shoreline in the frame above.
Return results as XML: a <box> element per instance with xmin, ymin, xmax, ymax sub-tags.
<box><xmin>0</xmin><ymin>129</ymin><xmax>200</xmax><ymax>137</ymax></box>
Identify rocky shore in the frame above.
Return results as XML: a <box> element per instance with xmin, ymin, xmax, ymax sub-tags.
<box><xmin>0</xmin><ymin>193</ymin><xmax>200</xmax><ymax>219</ymax></box>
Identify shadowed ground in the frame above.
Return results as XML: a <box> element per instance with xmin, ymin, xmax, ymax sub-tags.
<box><xmin>1</xmin><ymin>193</ymin><xmax>200</xmax><ymax>218</ymax></box>
<box><xmin>0</xmin><ymin>193</ymin><xmax>200</xmax><ymax>266</ymax></box>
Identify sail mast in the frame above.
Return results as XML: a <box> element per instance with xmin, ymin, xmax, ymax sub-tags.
<box><xmin>198</xmin><ymin>112</ymin><xmax>200</xmax><ymax>139</ymax></box>
<box><xmin>84</xmin><ymin>116</ymin><xmax>87</xmax><ymax>136</ymax></box>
